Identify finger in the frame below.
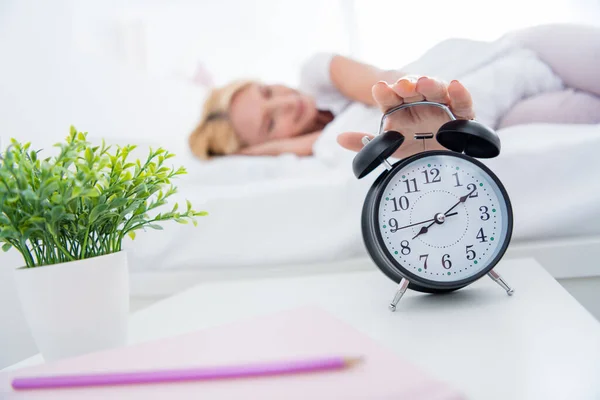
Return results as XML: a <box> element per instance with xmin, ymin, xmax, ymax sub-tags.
<box><xmin>448</xmin><ymin>80</ymin><xmax>475</xmax><ymax>119</ymax></box>
<box><xmin>237</xmin><ymin>146</ymin><xmax>260</xmax><ymax>156</ymax></box>
<box><xmin>390</xmin><ymin>76</ymin><xmax>424</xmax><ymax>102</ymax></box>
<box><xmin>337</xmin><ymin>132</ymin><xmax>375</xmax><ymax>153</ymax></box>
<box><xmin>236</xmin><ymin>147</ymin><xmax>254</xmax><ymax>156</ymax></box>
<box><xmin>415</xmin><ymin>76</ymin><xmax>450</xmax><ymax>104</ymax></box>
<box><xmin>337</xmin><ymin>132</ymin><xmax>446</xmax><ymax>159</ymax></box>
<box><xmin>372</xmin><ymin>81</ymin><xmax>403</xmax><ymax>112</ymax></box>
<box><xmin>237</xmin><ymin>143</ymin><xmax>271</xmax><ymax>156</ymax></box>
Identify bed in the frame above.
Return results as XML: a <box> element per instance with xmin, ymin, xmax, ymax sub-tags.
<box><xmin>1</xmin><ymin>40</ymin><xmax>600</xmax><ymax>300</ymax></box>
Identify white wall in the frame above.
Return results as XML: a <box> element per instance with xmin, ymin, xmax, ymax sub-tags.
<box><xmin>5</xmin><ymin>0</ymin><xmax>598</xmax><ymax>86</ymax></box>
<box><xmin>69</xmin><ymin>0</ymin><xmax>600</xmax><ymax>84</ymax></box>
<box><xmin>69</xmin><ymin>0</ymin><xmax>353</xmax><ymax>85</ymax></box>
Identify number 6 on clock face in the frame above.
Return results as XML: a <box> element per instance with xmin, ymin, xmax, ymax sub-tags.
<box><xmin>362</xmin><ymin>151</ymin><xmax>513</xmax><ymax>292</ymax></box>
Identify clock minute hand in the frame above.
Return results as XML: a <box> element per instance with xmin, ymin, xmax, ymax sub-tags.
<box><xmin>443</xmin><ymin>185</ymin><xmax>477</xmax><ymax>216</ymax></box>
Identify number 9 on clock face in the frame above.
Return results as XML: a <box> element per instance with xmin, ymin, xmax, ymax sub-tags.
<box><xmin>362</xmin><ymin>151</ymin><xmax>513</xmax><ymax>292</ymax></box>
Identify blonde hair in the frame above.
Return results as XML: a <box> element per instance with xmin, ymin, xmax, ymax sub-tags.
<box><xmin>188</xmin><ymin>80</ymin><xmax>254</xmax><ymax>159</ymax></box>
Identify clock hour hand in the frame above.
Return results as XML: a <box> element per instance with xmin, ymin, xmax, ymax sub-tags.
<box><xmin>410</xmin><ymin>212</ymin><xmax>459</xmax><ymax>239</ymax></box>
<box><xmin>412</xmin><ymin>223</ymin><xmax>434</xmax><ymax>240</ymax></box>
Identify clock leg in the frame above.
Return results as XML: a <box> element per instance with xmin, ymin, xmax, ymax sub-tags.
<box><xmin>488</xmin><ymin>269</ymin><xmax>515</xmax><ymax>296</ymax></box>
<box><xmin>389</xmin><ymin>278</ymin><xmax>410</xmax><ymax>312</ymax></box>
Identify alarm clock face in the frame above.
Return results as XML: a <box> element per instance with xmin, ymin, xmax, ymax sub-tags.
<box><xmin>372</xmin><ymin>151</ymin><xmax>512</xmax><ymax>287</ymax></box>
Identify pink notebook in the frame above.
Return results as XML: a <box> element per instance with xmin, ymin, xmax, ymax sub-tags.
<box><xmin>1</xmin><ymin>307</ymin><xmax>464</xmax><ymax>399</ymax></box>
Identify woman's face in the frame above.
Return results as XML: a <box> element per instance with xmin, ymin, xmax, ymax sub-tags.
<box><xmin>229</xmin><ymin>83</ymin><xmax>319</xmax><ymax>147</ymax></box>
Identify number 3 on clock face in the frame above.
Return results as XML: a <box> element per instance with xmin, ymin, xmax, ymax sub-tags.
<box><xmin>367</xmin><ymin>151</ymin><xmax>513</xmax><ymax>290</ymax></box>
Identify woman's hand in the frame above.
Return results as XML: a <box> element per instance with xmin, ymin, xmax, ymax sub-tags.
<box><xmin>337</xmin><ymin>77</ymin><xmax>475</xmax><ymax>159</ymax></box>
<box><xmin>237</xmin><ymin>131</ymin><xmax>321</xmax><ymax>157</ymax></box>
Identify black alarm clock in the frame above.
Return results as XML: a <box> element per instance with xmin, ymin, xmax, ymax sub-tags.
<box><xmin>353</xmin><ymin>101</ymin><xmax>514</xmax><ymax>311</ymax></box>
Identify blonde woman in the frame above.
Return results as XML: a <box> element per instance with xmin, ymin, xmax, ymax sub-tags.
<box><xmin>188</xmin><ymin>54</ymin><xmax>473</xmax><ymax>159</ymax></box>
<box><xmin>189</xmin><ymin>25</ymin><xmax>600</xmax><ymax>160</ymax></box>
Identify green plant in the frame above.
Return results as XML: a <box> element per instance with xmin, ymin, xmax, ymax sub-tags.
<box><xmin>0</xmin><ymin>127</ymin><xmax>207</xmax><ymax>267</ymax></box>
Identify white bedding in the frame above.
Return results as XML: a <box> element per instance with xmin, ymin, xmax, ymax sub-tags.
<box><xmin>124</xmin><ymin>111</ymin><xmax>600</xmax><ymax>272</ymax></box>
<box><xmin>1</xmin><ymin>35</ymin><xmax>599</xmax><ymax>273</ymax></box>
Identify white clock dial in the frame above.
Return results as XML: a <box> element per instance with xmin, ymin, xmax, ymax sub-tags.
<box><xmin>377</xmin><ymin>154</ymin><xmax>510</xmax><ymax>283</ymax></box>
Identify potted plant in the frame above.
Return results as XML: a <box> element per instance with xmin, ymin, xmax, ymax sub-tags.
<box><xmin>0</xmin><ymin>127</ymin><xmax>206</xmax><ymax>361</ymax></box>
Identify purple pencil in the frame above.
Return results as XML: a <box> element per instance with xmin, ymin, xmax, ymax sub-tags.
<box><xmin>12</xmin><ymin>356</ymin><xmax>363</xmax><ymax>390</ymax></box>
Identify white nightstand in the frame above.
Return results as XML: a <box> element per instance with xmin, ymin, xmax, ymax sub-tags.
<box><xmin>4</xmin><ymin>258</ymin><xmax>600</xmax><ymax>399</ymax></box>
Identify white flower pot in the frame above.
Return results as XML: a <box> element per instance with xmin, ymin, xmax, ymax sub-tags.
<box><xmin>13</xmin><ymin>251</ymin><xmax>129</xmax><ymax>362</ymax></box>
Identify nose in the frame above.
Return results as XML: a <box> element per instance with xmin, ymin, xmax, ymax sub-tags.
<box><xmin>270</xmin><ymin>95</ymin><xmax>297</xmax><ymax>117</ymax></box>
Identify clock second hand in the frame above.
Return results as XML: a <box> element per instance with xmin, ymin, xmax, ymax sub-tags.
<box><xmin>412</xmin><ymin>186</ymin><xmax>478</xmax><ymax>240</ymax></box>
<box><xmin>395</xmin><ymin>212</ymin><xmax>458</xmax><ymax>231</ymax></box>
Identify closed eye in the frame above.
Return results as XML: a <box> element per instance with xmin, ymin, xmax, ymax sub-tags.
<box><xmin>267</xmin><ymin>118</ymin><xmax>275</xmax><ymax>133</ymax></box>
<box><xmin>261</xmin><ymin>85</ymin><xmax>273</xmax><ymax>99</ymax></box>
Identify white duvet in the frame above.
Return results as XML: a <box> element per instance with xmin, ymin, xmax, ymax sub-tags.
<box><xmin>1</xmin><ymin>36</ymin><xmax>599</xmax><ymax>272</ymax></box>
<box><xmin>130</xmin><ymin>113</ymin><xmax>600</xmax><ymax>272</ymax></box>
